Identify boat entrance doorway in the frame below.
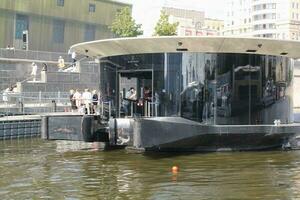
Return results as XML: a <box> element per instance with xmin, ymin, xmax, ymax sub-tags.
<box><xmin>118</xmin><ymin>70</ymin><xmax>155</xmax><ymax>118</ymax></box>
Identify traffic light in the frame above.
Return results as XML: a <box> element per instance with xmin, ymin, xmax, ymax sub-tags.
<box><xmin>22</xmin><ymin>30</ymin><xmax>28</xmax><ymax>50</ymax></box>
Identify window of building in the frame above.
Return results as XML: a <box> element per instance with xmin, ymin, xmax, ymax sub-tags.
<box><xmin>15</xmin><ymin>14</ymin><xmax>29</xmax><ymax>39</ymax></box>
<box><xmin>292</xmin><ymin>2</ymin><xmax>295</xmax><ymax>8</ymax></box>
<box><xmin>57</xmin><ymin>0</ymin><xmax>64</xmax><ymax>7</ymax></box>
<box><xmin>52</xmin><ymin>19</ymin><xmax>65</xmax><ymax>43</ymax></box>
<box><xmin>89</xmin><ymin>4</ymin><xmax>96</xmax><ymax>12</ymax></box>
<box><xmin>84</xmin><ymin>24</ymin><xmax>96</xmax><ymax>41</ymax></box>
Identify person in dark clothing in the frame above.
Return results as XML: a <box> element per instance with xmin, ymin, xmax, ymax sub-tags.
<box><xmin>42</xmin><ymin>63</ymin><xmax>48</xmax><ymax>71</ymax></box>
<box><xmin>143</xmin><ymin>86</ymin><xmax>152</xmax><ymax>101</ymax></box>
<box><xmin>69</xmin><ymin>89</ymin><xmax>77</xmax><ymax>112</ymax></box>
<box><xmin>92</xmin><ymin>90</ymin><xmax>99</xmax><ymax>114</ymax></box>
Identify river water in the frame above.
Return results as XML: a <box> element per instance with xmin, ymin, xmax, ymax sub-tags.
<box><xmin>1</xmin><ymin>139</ymin><xmax>300</xmax><ymax>199</ymax></box>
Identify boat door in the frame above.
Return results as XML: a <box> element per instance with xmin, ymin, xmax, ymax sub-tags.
<box><xmin>117</xmin><ymin>69</ymin><xmax>154</xmax><ymax>118</ymax></box>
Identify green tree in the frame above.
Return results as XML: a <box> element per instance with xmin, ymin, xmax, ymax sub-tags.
<box><xmin>154</xmin><ymin>11</ymin><xmax>179</xmax><ymax>36</ymax></box>
<box><xmin>110</xmin><ymin>7</ymin><xmax>143</xmax><ymax>37</ymax></box>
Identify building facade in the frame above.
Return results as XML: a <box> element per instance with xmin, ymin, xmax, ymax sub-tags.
<box><xmin>163</xmin><ymin>7</ymin><xmax>224</xmax><ymax>36</ymax></box>
<box><xmin>0</xmin><ymin>0</ymin><xmax>131</xmax><ymax>52</ymax></box>
<box><xmin>224</xmin><ymin>0</ymin><xmax>300</xmax><ymax>40</ymax></box>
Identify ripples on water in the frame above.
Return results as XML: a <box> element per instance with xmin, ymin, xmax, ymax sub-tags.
<box><xmin>1</xmin><ymin>139</ymin><xmax>300</xmax><ymax>199</ymax></box>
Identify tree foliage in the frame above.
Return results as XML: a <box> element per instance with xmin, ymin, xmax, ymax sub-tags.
<box><xmin>154</xmin><ymin>11</ymin><xmax>179</xmax><ymax>36</ymax></box>
<box><xmin>110</xmin><ymin>7</ymin><xmax>143</xmax><ymax>37</ymax></box>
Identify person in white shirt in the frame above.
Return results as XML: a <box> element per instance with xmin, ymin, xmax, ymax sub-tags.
<box><xmin>82</xmin><ymin>89</ymin><xmax>92</xmax><ymax>114</ymax></box>
<box><xmin>71</xmin><ymin>52</ymin><xmax>76</xmax><ymax>63</ymax></box>
<box><xmin>31</xmin><ymin>62</ymin><xmax>37</xmax><ymax>81</ymax></box>
<box><xmin>2</xmin><ymin>88</ymin><xmax>9</xmax><ymax>104</ymax></box>
<box><xmin>73</xmin><ymin>89</ymin><xmax>82</xmax><ymax>112</ymax></box>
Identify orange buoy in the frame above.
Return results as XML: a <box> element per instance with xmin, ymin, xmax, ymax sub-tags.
<box><xmin>171</xmin><ymin>166</ymin><xmax>179</xmax><ymax>173</ymax></box>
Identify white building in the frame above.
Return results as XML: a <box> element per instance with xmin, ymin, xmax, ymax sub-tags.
<box><xmin>224</xmin><ymin>0</ymin><xmax>300</xmax><ymax>40</ymax></box>
<box><xmin>163</xmin><ymin>7</ymin><xmax>224</xmax><ymax>36</ymax></box>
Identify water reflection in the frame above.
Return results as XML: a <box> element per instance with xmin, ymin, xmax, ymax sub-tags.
<box><xmin>1</xmin><ymin>139</ymin><xmax>300</xmax><ymax>199</ymax></box>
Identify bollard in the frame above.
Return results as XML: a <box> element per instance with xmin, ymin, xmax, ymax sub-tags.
<box><xmin>18</xmin><ymin>101</ymin><xmax>24</xmax><ymax>113</ymax></box>
<box><xmin>148</xmin><ymin>102</ymin><xmax>151</xmax><ymax>117</ymax></box>
<box><xmin>51</xmin><ymin>100</ymin><xmax>57</xmax><ymax>112</ymax></box>
<box><xmin>82</xmin><ymin>115</ymin><xmax>94</xmax><ymax>142</ymax></box>
<box><xmin>39</xmin><ymin>91</ymin><xmax>42</xmax><ymax>103</ymax></box>
<box><xmin>131</xmin><ymin>101</ymin><xmax>133</xmax><ymax>117</ymax></box>
<box><xmin>108</xmin><ymin>101</ymin><xmax>111</xmax><ymax>119</ymax></box>
<box><xmin>41</xmin><ymin>116</ymin><xmax>49</xmax><ymax>139</ymax></box>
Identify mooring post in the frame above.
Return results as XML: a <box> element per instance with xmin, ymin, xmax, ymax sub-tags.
<box><xmin>41</xmin><ymin>116</ymin><xmax>49</xmax><ymax>139</ymax></box>
<box><xmin>131</xmin><ymin>101</ymin><xmax>133</xmax><ymax>117</ymax></box>
<box><xmin>51</xmin><ymin>100</ymin><xmax>57</xmax><ymax>112</ymax></box>
<box><xmin>18</xmin><ymin>100</ymin><xmax>24</xmax><ymax>113</ymax></box>
<box><xmin>108</xmin><ymin>101</ymin><xmax>111</xmax><ymax>119</ymax></box>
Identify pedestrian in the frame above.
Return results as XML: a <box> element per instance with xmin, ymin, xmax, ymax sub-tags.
<box><xmin>31</xmin><ymin>62</ymin><xmax>37</xmax><ymax>81</ymax></box>
<box><xmin>73</xmin><ymin>89</ymin><xmax>82</xmax><ymax>112</ymax></box>
<box><xmin>42</xmin><ymin>63</ymin><xmax>48</xmax><ymax>71</ymax></box>
<box><xmin>82</xmin><ymin>89</ymin><xmax>92</xmax><ymax>114</ymax></box>
<box><xmin>71</xmin><ymin>52</ymin><xmax>76</xmax><ymax>63</ymax></box>
<box><xmin>92</xmin><ymin>90</ymin><xmax>98</xmax><ymax>114</ymax></box>
<box><xmin>69</xmin><ymin>89</ymin><xmax>77</xmax><ymax>112</ymax></box>
<box><xmin>57</xmin><ymin>56</ymin><xmax>65</xmax><ymax>69</ymax></box>
<box><xmin>124</xmin><ymin>87</ymin><xmax>136</xmax><ymax>116</ymax></box>
<box><xmin>2</xmin><ymin>87</ymin><xmax>9</xmax><ymax>104</ymax></box>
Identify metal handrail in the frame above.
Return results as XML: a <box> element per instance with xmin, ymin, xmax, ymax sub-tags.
<box><xmin>0</xmin><ymin>48</ymin><xmax>71</xmax><ymax>62</ymax></box>
<box><xmin>0</xmin><ymin>91</ymin><xmax>112</xmax><ymax>117</ymax></box>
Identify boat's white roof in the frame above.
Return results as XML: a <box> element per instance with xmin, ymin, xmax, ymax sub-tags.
<box><xmin>70</xmin><ymin>36</ymin><xmax>300</xmax><ymax>59</ymax></box>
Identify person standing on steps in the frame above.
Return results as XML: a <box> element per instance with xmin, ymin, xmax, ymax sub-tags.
<box><xmin>31</xmin><ymin>62</ymin><xmax>37</xmax><ymax>81</ymax></box>
<box><xmin>71</xmin><ymin>52</ymin><xmax>76</xmax><ymax>65</ymax></box>
<box><xmin>42</xmin><ymin>63</ymin><xmax>48</xmax><ymax>71</ymax></box>
<box><xmin>57</xmin><ymin>56</ymin><xmax>65</xmax><ymax>69</ymax></box>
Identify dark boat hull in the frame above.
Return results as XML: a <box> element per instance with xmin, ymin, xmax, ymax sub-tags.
<box><xmin>130</xmin><ymin>117</ymin><xmax>300</xmax><ymax>152</ymax></box>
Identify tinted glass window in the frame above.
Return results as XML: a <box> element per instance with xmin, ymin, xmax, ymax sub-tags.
<box><xmin>89</xmin><ymin>4</ymin><xmax>96</xmax><ymax>12</ymax></box>
<box><xmin>52</xmin><ymin>19</ymin><xmax>65</xmax><ymax>43</ymax></box>
<box><xmin>15</xmin><ymin>14</ymin><xmax>29</xmax><ymax>39</ymax></box>
<box><xmin>102</xmin><ymin>53</ymin><xmax>293</xmax><ymax>125</ymax></box>
<box><xmin>84</xmin><ymin>24</ymin><xmax>96</xmax><ymax>41</ymax></box>
<box><xmin>57</xmin><ymin>0</ymin><xmax>64</xmax><ymax>6</ymax></box>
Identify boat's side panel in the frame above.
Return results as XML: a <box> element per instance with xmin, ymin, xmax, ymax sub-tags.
<box><xmin>132</xmin><ymin>117</ymin><xmax>298</xmax><ymax>152</ymax></box>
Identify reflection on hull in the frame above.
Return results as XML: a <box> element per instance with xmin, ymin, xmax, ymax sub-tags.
<box><xmin>146</xmin><ymin>133</ymin><xmax>284</xmax><ymax>152</ymax></box>
<box><xmin>118</xmin><ymin>117</ymin><xmax>300</xmax><ymax>152</ymax></box>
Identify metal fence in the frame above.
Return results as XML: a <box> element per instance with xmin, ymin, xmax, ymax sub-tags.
<box><xmin>0</xmin><ymin>91</ymin><xmax>113</xmax><ymax>119</ymax></box>
<box><xmin>0</xmin><ymin>92</ymin><xmax>70</xmax><ymax>116</ymax></box>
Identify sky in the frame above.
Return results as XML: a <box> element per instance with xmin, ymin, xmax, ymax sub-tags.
<box><xmin>123</xmin><ymin>0</ymin><xmax>227</xmax><ymax>36</ymax></box>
